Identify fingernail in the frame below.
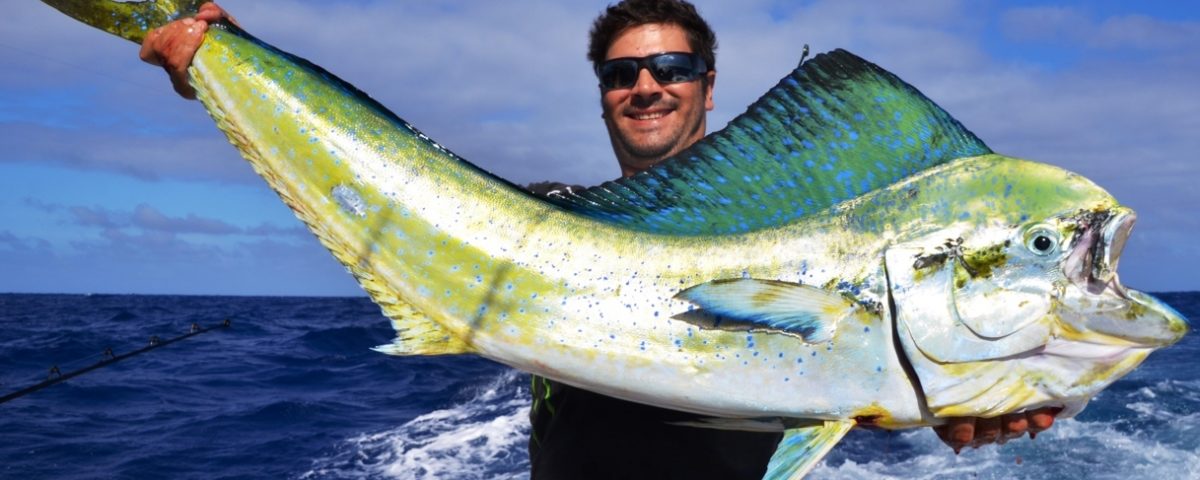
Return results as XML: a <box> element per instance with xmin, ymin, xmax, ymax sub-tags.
<box><xmin>182</xmin><ymin>18</ymin><xmax>195</xmax><ymax>25</ymax></box>
<box><xmin>1030</xmin><ymin>432</ymin><xmax>1037</xmax><ymax>440</ymax></box>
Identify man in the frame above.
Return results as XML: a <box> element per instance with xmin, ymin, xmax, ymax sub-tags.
<box><xmin>142</xmin><ymin>1</ymin><xmax>1060</xmax><ymax>478</ymax></box>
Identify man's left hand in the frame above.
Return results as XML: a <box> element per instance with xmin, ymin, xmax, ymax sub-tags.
<box><xmin>934</xmin><ymin>406</ymin><xmax>1062</xmax><ymax>453</ymax></box>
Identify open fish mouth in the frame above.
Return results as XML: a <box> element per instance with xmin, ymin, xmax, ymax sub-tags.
<box><xmin>1061</xmin><ymin>206</ymin><xmax>1189</xmax><ymax>347</ymax></box>
<box><xmin>1065</xmin><ymin>207</ymin><xmax>1135</xmax><ymax>296</ymax></box>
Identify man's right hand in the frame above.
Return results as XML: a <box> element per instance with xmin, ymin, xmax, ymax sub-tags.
<box><xmin>138</xmin><ymin>2</ymin><xmax>235</xmax><ymax>99</ymax></box>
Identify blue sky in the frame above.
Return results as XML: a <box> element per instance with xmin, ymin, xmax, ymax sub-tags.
<box><xmin>2</xmin><ymin>0</ymin><xmax>1197</xmax><ymax>295</ymax></box>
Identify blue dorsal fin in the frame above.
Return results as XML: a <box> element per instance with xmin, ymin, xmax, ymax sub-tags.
<box><xmin>549</xmin><ymin>49</ymin><xmax>991</xmax><ymax>235</ymax></box>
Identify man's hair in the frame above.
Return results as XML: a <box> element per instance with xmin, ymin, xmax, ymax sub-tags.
<box><xmin>587</xmin><ymin>0</ymin><xmax>717</xmax><ymax>74</ymax></box>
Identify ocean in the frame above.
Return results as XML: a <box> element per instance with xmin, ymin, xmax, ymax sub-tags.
<box><xmin>0</xmin><ymin>292</ymin><xmax>1196</xmax><ymax>479</ymax></box>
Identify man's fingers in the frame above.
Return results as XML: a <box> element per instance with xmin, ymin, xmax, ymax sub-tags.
<box><xmin>1001</xmin><ymin>413</ymin><xmax>1028</xmax><ymax>442</ymax></box>
<box><xmin>155</xmin><ymin>18</ymin><xmax>208</xmax><ymax>99</ymax></box>
<box><xmin>196</xmin><ymin>2</ymin><xmax>239</xmax><ymax>26</ymax></box>
<box><xmin>934</xmin><ymin>407</ymin><xmax>1062</xmax><ymax>454</ymax></box>
<box><xmin>971</xmin><ymin>416</ymin><xmax>1002</xmax><ymax>447</ymax></box>
<box><xmin>934</xmin><ymin>417</ymin><xmax>975</xmax><ymax>453</ymax></box>
<box><xmin>139</xmin><ymin>28</ymin><xmax>163</xmax><ymax>65</ymax></box>
<box><xmin>1027</xmin><ymin>407</ymin><xmax>1062</xmax><ymax>439</ymax></box>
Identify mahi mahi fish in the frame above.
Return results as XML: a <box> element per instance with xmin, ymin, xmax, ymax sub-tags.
<box><xmin>44</xmin><ymin>1</ymin><xmax>1189</xmax><ymax>478</ymax></box>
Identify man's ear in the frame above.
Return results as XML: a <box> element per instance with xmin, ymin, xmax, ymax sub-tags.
<box><xmin>704</xmin><ymin>70</ymin><xmax>716</xmax><ymax>111</ymax></box>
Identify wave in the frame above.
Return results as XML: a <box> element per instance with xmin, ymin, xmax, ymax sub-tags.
<box><xmin>302</xmin><ymin>370</ymin><xmax>532</xmax><ymax>480</ymax></box>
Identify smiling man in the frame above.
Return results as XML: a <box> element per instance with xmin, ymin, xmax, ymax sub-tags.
<box><xmin>599</xmin><ymin>22</ymin><xmax>714</xmax><ymax>177</ymax></box>
<box><xmin>525</xmin><ymin>2</ymin><xmax>788</xmax><ymax>479</ymax></box>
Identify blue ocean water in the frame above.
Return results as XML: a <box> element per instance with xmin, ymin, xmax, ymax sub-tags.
<box><xmin>0</xmin><ymin>292</ymin><xmax>1196</xmax><ymax>479</ymax></box>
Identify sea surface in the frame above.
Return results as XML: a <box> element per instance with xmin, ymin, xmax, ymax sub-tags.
<box><xmin>1</xmin><ymin>292</ymin><xmax>1196</xmax><ymax>479</ymax></box>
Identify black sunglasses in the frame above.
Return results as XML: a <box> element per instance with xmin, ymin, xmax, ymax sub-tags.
<box><xmin>596</xmin><ymin>52</ymin><xmax>708</xmax><ymax>90</ymax></box>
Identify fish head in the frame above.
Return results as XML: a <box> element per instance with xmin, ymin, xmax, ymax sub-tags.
<box><xmin>884</xmin><ymin>156</ymin><xmax>1188</xmax><ymax>418</ymax></box>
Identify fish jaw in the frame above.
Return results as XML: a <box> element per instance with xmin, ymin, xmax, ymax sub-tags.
<box><xmin>1059</xmin><ymin>207</ymin><xmax>1189</xmax><ymax>347</ymax></box>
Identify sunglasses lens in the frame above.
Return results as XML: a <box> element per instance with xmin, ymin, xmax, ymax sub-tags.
<box><xmin>598</xmin><ymin>53</ymin><xmax>705</xmax><ymax>89</ymax></box>
<box><xmin>648</xmin><ymin>54</ymin><xmax>701</xmax><ymax>84</ymax></box>
<box><xmin>599</xmin><ymin>60</ymin><xmax>639</xmax><ymax>89</ymax></box>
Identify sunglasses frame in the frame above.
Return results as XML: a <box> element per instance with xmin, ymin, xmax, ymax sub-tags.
<box><xmin>596</xmin><ymin>51</ymin><xmax>709</xmax><ymax>90</ymax></box>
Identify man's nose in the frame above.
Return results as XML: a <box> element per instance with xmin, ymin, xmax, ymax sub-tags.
<box><xmin>630</xmin><ymin>67</ymin><xmax>664</xmax><ymax>101</ymax></box>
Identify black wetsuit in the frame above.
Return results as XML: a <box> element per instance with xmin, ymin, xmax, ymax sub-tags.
<box><xmin>525</xmin><ymin>182</ymin><xmax>783</xmax><ymax>480</ymax></box>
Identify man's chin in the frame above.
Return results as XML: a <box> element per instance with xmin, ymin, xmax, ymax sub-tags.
<box><xmin>620</xmin><ymin>136</ymin><xmax>679</xmax><ymax>162</ymax></box>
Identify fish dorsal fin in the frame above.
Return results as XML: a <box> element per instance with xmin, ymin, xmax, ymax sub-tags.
<box><xmin>550</xmin><ymin>49</ymin><xmax>991</xmax><ymax>235</ymax></box>
<box><xmin>764</xmin><ymin>420</ymin><xmax>855</xmax><ymax>480</ymax></box>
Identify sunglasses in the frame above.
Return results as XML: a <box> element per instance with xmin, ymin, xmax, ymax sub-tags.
<box><xmin>596</xmin><ymin>52</ymin><xmax>708</xmax><ymax>90</ymax></box>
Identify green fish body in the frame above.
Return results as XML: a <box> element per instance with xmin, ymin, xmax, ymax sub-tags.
<box><xmin>45</xmin><ymin>1</ymin><xmax>1189</xmax><ymax>478</ymax></box>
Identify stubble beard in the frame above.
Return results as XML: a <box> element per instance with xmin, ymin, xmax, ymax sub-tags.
<box><xmin>613</xmin><ymin>111</ymin><xmax>702</xmax><ymax>169</ymax></box>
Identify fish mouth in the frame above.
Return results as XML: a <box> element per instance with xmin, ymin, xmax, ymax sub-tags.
<box><xmin>1065</xmin><ymin>207</ymin><xmax>1135</xmax><ymax>297</ymax></box>
<box><xmin>1060</xmin><ymin>206</ymin><xmax>1189</xmax><ymax>346</ymax></box>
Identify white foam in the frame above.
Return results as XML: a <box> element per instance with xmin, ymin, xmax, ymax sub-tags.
<box><xmin>811</xmin><ymin>416</ymin><xmax>1200</xmax><ymax>479</ymax></box>
<box><xmin>302</xmin><ymin>370</ymin><xmax>531</xmax><ymax>480</ymax></box>
<box><xmin>302</xmin><ymin>372</ymin><xmax>1199</xmax><ymax>479</ymax></box>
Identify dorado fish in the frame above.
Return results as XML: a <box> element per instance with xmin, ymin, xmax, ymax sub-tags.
<box><xmin>43</xmin><ymin>1</ymin><xmax>1189</xmax><ymax>478</ymax></box>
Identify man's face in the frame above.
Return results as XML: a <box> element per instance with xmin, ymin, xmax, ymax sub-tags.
<box><xmin>601</xmin><ymin>23</ymin><xmax>715</xmax><ymax>178</ymax></box>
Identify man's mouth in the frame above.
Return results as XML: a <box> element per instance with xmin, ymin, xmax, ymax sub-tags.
<box><xmin>631</xmin><ymin>111</ymin><xmax>668</xmax><ymax>120</ymax></box>
<box><xmin>625</xmin><ymin>107</ymin><xmax>673</xmax><ymax>122</ymax></box>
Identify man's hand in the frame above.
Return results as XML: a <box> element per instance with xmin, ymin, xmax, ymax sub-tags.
<box><xmin>934</xmin><ymin>407</ymin><xmax>1062</xmax><ymax>453</ymax></box>
<box><xmin>138</xmin><ymin>2</ymin><xmax>236</xmax><ymax>99</ymax></box>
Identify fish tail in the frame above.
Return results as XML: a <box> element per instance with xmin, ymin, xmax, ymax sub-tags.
<box><xmin>41</xmin><ymin>0</ymin><xmax>206</xmax><ymax>43</ymax></box>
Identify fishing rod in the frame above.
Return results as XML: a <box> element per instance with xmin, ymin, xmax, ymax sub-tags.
<box><xmin>0</xmin><ymin>319</ymin><xmax>232</xmax><ymax>405</ymax></box>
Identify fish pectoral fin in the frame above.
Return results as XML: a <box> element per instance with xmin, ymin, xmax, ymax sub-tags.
<box><xmin>371</xmin><ymin>297</ymin><xmax>475</xmax><ymax>356</ymax></box>
<box><xmin>763</xmin><ymin>420</ymin><xmax>855</xmax><ymax>480</ymax></box>
<box><xmin>674</xmin><ymin>279</ymin><xmax>856</xmax><ymax>343</ymax></box>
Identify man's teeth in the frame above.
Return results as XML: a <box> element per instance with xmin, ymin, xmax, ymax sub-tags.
<box><xmin>632</xmin><ymin>111</ymin><xmax>666</xmax><ymax>120</ymax></box>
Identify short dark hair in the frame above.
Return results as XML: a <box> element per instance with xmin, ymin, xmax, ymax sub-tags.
<box><xmin>588</xmin><ymin>0</ymin><xmax>717</xmax><ymax>73</ymax></box>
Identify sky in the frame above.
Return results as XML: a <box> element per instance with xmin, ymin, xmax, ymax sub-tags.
<box><xmin>2</xmin><ymin>0</ymin><xmax>1197</xmax><ymax>296</ymax></box>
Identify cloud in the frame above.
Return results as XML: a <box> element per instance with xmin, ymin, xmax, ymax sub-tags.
<box><xmin>1001</xmin><ymin>7</ymin><xmax>1200</xmax><ymax>50</ymax></box>
<box><xmin>0</xmin><ymin>228</ymin><xmax>360</xmax><ymax>296</ymax></box>
<box><xmin>132</xmin><ymin>204</ymin><xmax>241</xmax><ymax>235</ymax></box>
<box><xmin>244</xmin><ymin>222</ymin><xmax>310</xmax><ymax>238</ymax></box>
<box><xmin>25</xmin><ymin>198</ymin><xmax>305</xmax><ymax>239</ymax></box>
<box><xmin>68</xmin><ymin>205</ymin><xmax>126</xmax><ymax>229</ymax></box>
<box><xmin>0</xmin><ymin>230</ymin><xmax>50</xmax><ymax>252</ymax></box>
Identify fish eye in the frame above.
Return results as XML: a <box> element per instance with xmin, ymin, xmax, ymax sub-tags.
<box><xmin>1024</xmin><ymin>225</ymin><xmax>1061</xmax><ymax>256</ymax></box>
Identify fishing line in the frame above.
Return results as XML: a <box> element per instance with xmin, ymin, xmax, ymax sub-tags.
<box><xmin>0</xmin><ymin>40</ymin><xmax>167</xmax><ymax>93</ymax></box>
<box><xmin>0</xmin><ymin>319</ymin><xmax>231</xmax><ymax>405</ymax></box>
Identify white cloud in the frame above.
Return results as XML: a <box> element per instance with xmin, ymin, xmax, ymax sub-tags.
<box><xmin>1001</xmin><ymin>6</ymin><xmax>1200</xmax><ymax>50</ymax></box>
